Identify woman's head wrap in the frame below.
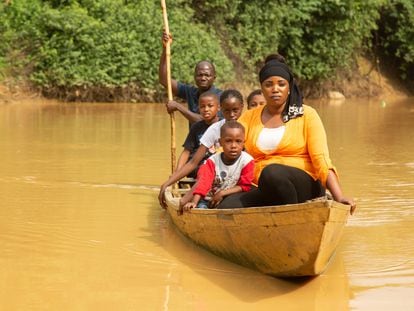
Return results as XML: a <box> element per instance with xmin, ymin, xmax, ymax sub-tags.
<box><xmin>259</xmin><ymin>60</ymin><xmax>304</xmax><ymax>122</ymax></box>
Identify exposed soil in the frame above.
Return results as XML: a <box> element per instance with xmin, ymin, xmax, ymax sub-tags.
<box><xmin>0</xmin><ymin>57</ymin><xmax>411</xmax><ymax>104</ymax></box>
<box><xmin>0</xmin><ymin>81</ymin><xmax>39</xmax><ymax>103</ymax></box>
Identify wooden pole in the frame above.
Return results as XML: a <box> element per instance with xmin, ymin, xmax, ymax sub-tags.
<box><xmin>161</xmin><ymin>0</ymin><xmax>176</xmax><ymax>174</ymax></box>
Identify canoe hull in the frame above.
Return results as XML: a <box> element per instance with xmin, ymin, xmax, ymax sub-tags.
<box><xmin>165</xmin><ymin>189</ymin><xmax>350</xmax><ymax>277</ymax></box>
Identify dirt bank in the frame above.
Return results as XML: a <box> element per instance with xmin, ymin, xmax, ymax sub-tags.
<box><xmin>0</xmin><ymin>57</ymin><xmax>410</xmax><ymax>104</ymax></box>
<box><xmin>0</xmin><ymin>81</ymin><xmax>40</xmax><ymax>103</ymax></box>
<box><xmin>333</xmin><ymin>57</ymin><xmax>409</xmax><ymax>99</ymax></box>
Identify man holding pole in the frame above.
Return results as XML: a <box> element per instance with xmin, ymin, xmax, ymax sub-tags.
<box><xmin>159</xmin><ymin>31</ymin><xmax>222</xmax><ymax>127</ymax></box>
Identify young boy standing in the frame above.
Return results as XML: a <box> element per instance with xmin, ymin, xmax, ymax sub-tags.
<box><xmin>181</xmin><ymin>121</ymin><xmax>254</xmax><ymax>210</ymax></box>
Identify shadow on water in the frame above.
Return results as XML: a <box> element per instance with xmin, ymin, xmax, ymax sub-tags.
<box><xmin>151</xmin><ymin>212</ymin><xmax>310</xmax><ymax>301</ymax></box>
<box><xmin>137</xmin><ymin>188</ymin><xmax>351</xmax><ymax>306</ymax></box>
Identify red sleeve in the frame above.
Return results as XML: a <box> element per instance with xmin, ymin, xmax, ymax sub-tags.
<box><xmin>237</xmin><ymin>160</ymin><xmax>254</xmax><ymax>192</ymax></box>
<box><xmin>193</xmin><ymin>159</ymin><xmax>216</xmax><ymax>197</ymax></box>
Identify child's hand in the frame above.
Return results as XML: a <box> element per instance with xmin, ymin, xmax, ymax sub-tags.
<box><xmin>162</xmin><ymin>31</ymin><xmax>173</xmax><ymax>47</ymax></box>
<box><xmin>183</xmin><ymin>202</ymin><xmax>196</xmax><ymax>212</ymax></box>
<box><xmin>209</xmin><ymin>191</ymin><xmax>225</xmax><ymax>209</ymax></box>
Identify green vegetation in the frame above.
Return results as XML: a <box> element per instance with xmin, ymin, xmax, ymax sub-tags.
<box><xmin>377</xmin><ymin>0</ymin><xmax>414</xmax><ymax>82</ymax></box>
<box><xmin>0</xmin><ymin>0</ymin><xmax>412</xmax><ymax>101</ymax></box>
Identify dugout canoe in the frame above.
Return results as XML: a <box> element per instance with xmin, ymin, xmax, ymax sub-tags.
<box><xmin>164</xmin><ymin>186</ymin><xmax>351</xmax><ymax>277</ymax></box>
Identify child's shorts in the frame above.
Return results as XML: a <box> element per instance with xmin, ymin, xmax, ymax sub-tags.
<box><xmin>197</xmin><ymin>199</ymin><xmax>209</xmax><ymax>209</ymax></box>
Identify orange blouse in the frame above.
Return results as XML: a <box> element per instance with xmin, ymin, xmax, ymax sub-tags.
<box><xmin>238</xmin><ymin>104</ymin><xmax>337</xmax><ymax>186</ymax></box>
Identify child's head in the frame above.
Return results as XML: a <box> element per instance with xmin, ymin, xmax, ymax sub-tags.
<box><xmin>219</xmin><ymin>89</ymin><xmax>244</xmax><ymax>121</ymax></box>
<box><xmin>198</xmin><ymin>91</ymin><xmax>219</xmax><ymax>124</ymax></box>
<box><xmin>247</xmin><ymin>89</ymin><xmax>266</xmax><ymax>109</ymax></box>
<box><xmin>219</xmin><ymin>120</ymin><xmax>245</xmax><ymax>161</ymax></box>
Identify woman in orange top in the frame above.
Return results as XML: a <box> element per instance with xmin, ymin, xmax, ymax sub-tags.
<box><xmin>218</xmin><ymin>57</ymin><xmax>356</xmax><ymax>213</ymax></box>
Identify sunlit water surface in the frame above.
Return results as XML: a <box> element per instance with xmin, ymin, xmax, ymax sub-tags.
<box><xmin>0</xmin><ymin>97</ymin><xmax>413</xmax><ymax>310</ymax></box>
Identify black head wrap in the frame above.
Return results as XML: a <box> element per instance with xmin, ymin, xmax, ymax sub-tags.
<box><xmin>259</xmin><ymin>60</ymin><xmax>304</xmax><ymax>122</ymax></box>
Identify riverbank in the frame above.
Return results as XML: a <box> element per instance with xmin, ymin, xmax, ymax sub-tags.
<box><xmin>0</xmin><ymin>57</ymin><xmax>410</xmax><ymax>104</ymax></box>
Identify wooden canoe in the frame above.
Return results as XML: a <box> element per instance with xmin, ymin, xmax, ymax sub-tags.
<box><xmin>164</xmin><ymin>185</ymin><xmax>351</xmax><ymax>277</ymax></box>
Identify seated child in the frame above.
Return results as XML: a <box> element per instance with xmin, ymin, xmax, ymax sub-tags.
<box><xmin>247</xmin><ymin>89</ymin><xmax>266</xmax><ymax>109</ymax></box>
<box><xmin>181</xmin><ymin>120</ymin><xmax>254</xmax><ymax>210</ymax></box>
<box><xmin>176</xmin><ymin>91</ymin><xmax>220</xmax><ymax>178</ymax></box>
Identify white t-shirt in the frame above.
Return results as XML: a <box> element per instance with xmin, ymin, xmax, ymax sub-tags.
<box><xmin>199</xmin><ymin>119</ymin><xmax>226</xmax><ymax>153</ymax></box>
<box><xmin>208</xmin><ymin>151</ymin><xmax>254</xmax><ymax>194</ymax></box>
<box><xmin>257</xmin><ymin>126</ymin><xmax>286</xmax><ymax>151</ymax></box>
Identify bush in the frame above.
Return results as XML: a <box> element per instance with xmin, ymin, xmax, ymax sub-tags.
<box><xmin>30</xmin><ymin>1</ymin><xmax>167</xmax><ymax>91</ymax></box>
<box><xmin>0</xmin><ymin>0</ymin><xmax>45</xmax><ymax>78</ymax></box>
<box><xmin>0</xmin><ymin>0</ymin><xmax>412</xmax><ymax>100</ymax></box>
<box><xmin>191</xmin><ymin>0</ymin><xmax>384</xmax><ymax>82</ymax></box>
<box><xmin>166</xmin><ymin>4</ymin><xmax>234</xmax><ymax>88</ymax></box>
<box><xmin>377</xmin><ymin>0</ymin><xmax>414</xmax><ymax>82</ymax></box>
<box><xmin>0</xmin><ymin>0</ymin><xmax>234</xmax><ymax>100</ymax></box>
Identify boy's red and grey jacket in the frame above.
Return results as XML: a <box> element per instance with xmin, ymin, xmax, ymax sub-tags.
<box><xmin>193</xmin><ymin>151</ymin><xmax>254</xmax><ymax>198</ymax></box>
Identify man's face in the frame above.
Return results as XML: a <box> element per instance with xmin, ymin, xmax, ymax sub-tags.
<box><xmin>194</xmin><ymin>63</ymin><xmax>215</xmax><ymax>92</ymax></box>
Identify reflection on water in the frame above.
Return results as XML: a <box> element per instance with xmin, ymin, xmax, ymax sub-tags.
<box><xmin>314</xmin><ymin>97</ymin><xmax>414</xmax><ymax>311</ymax></box>
<box><xmin>0</xmin><ymin>97</ymin><xmax>413</xmax><ymax>310</ymax></box>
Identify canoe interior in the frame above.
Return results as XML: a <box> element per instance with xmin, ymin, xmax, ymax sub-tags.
<box><xmin>164</xmin><ymin>185</ymin><xmax>350</xmax><ymax>277</ymax></box>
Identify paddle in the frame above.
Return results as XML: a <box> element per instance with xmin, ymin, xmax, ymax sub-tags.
<box><xmin>161</xmin><ymin>0</ymin><xmax>176</xmax><ymax>174</ymax></box>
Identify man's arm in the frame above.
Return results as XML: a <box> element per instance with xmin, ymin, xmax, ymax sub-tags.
<box><xmin>166</xmin><ymin>101</ymin><xmax>203</xmax><ymax>123</ymax></box>
<box><xmin>159</xmin><ymin>32</ymin><xmax>178</xmax><ymax>96</ymax></box>
<box><xmin>159</xmin><ymin>32</ymin><xmax>203</xmax><ymax>123</ymax></box>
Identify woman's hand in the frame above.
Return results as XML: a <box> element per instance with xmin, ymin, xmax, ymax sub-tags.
<box><xmin>326</xmin><ymin>170</ymin><xmax>356</xmax><ymax>214</ymax></box>
<box><xmin>338</xmin><ymin>197</ymin><xmax>357</xmax><ymax>215</ymax></box>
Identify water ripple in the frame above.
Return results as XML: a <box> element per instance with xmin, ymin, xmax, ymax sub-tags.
<box><xmin>0</xmin><ymin>175</ymin><xmax>160</xmax><ymax>192</ymax></box>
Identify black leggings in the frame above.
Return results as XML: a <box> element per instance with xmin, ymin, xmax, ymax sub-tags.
<box><xmin>218</xmin><ymin>164</ymin><xmax>325</xmax><ymax>209</ymax></box>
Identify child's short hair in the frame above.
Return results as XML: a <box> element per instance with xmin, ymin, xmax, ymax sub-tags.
<box><xmin>247</xmin><ymin>89</ymin><xmax>263</xmax><ymax>106</ymax></box>
<box><xmin>219</xmin><ymin>89</ymin><xmax>243</xmax><ymax>106</ymax></box>
<box><xmin>199</xmin><ymin>91</ymin><xmax>219</xmax><ymax>103</ymax></box>
<box><xmin>220</xmin><ymin>120</ymin><xmax>245</xmax><ymax>137</ymax></box>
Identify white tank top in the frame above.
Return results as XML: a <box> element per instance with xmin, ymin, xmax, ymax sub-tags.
<box><xmin>257</xmin><ymin>126</ymin><xmax>286</xmax><ymax>151</ymax></box>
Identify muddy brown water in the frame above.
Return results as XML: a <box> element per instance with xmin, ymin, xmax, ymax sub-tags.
<box><xmin>0</xmin><ymin>98</ymin><xmax>413</xmax><ymax>310</ymax></box>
